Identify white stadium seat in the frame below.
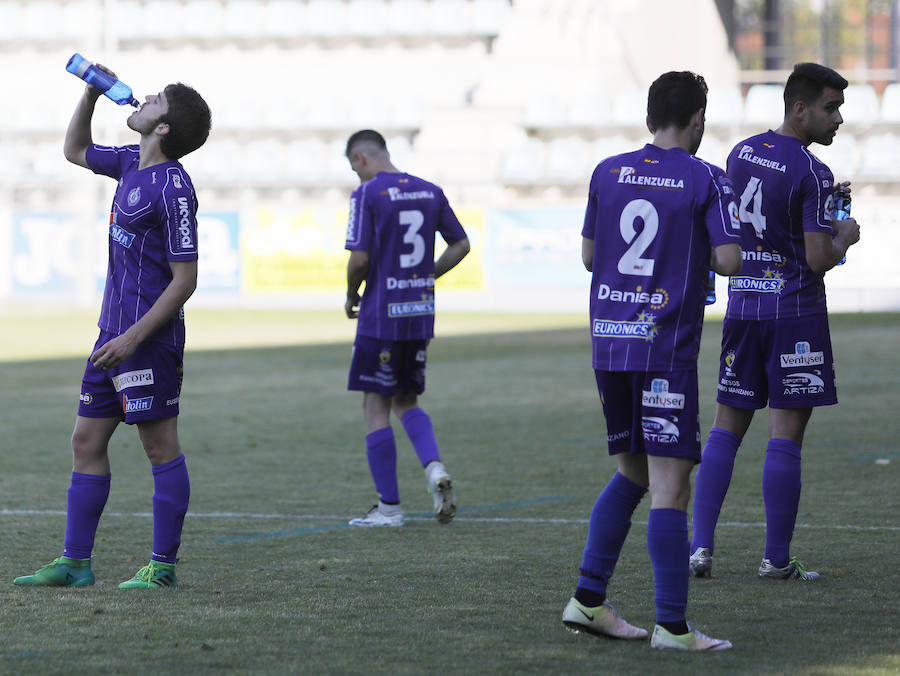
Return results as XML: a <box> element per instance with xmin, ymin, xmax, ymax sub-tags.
<box><xmin>743</xmin><ymin>84</ymin><xmax>783</xmax><ymax>126</ymax></box>
<box><xmin>879</xmin><ymin>82</ymin><xmax>900</xmax><ymax>123</ymax></box>
<box><xmin>858</xmin><ymin>133</ymin><xmax>900</xmax><ymax>178</ymax></box>
<box><xmin>840</xmin><ymin>84</ymin><xmax>879</xmax><ymax>127</ymax></box>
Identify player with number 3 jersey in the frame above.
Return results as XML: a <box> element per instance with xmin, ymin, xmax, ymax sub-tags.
<box><xmin>343</xmin><ymin>129</ymin><xmax>470</xmax><ymax>528</ymax></box>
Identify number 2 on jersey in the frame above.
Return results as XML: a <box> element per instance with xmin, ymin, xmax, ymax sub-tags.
<box><xmin>738</xmin><ymin>176</ymin><xmax>767</xmax><ymax>238</ymax></box>
<box><xmin>618</xmin><ymin>199</ymin><xmax>658</xmax><ymax>276</ymax></box>
<box><xmin>399</xmin><ymin>209</ymin><xmax>425</xmax><ymax>268</ymax></box>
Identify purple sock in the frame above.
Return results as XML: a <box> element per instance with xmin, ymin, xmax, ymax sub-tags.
<box><xmin>63</xmin><ymin>472</ymin><xmax>111</xmax><ymax>559</ymax></box>
<box><xmin>647</xmin><ymin>508</ymin><xmax>689</xmax><ymax>625</ymax></box>
<box><xmin>151</xmin><ymin>454</ymin><xmax>190</xmax><ymax>565</ymax></box>
<box><xmin>401</xmin><ymin>408</ymin><xmax>440</xmax><ymax>468</ymax></box>
<box><xmin>577</xmin><ymin>472</ymin><xmax>647</xmax><ymax>597</ymax></box>
<box><xmin>366</xmin><ymin>427</ymin><xmax>399</xmax><ymax>504</ymax></box>
<box><xmin>691</xmin><ymin>427</ymin><xmax>742</xmax><ymax>553</ymax></box>
<box><xmin>763</xmin><ymin>438</ymin><xmax>802</xmax><ymax>568</ymax></box>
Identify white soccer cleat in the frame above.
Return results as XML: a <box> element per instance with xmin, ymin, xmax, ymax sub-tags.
<box><xmin>427</xmin><ymin>467</ymin><xmax>456</xmax><ymax>524</ymax></box>
<box><xmin>562</xmin><ymin>598</ymin><xmax>648</xmax><ymax>640</ymax></box>
<box><xmin>650</xmin><ymin>624</ymin><xmax>733</xmax><ymax>651</ymax></box>
<box><xmin>348</xmin><ymin>503</ymin><xmax>404</xmax><ymax>527</ymax></box>
<box><xmin>758</xmin><ymin>556</ymin><xmax>820</xmax><ymax>580</ymax></box>
<box><xmin>689</xmin><ymin>547</ymin><xmax>713</xmax><ymax>578</ymax></box>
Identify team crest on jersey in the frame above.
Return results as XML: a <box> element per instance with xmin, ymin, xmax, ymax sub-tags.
<box><xmin>127</xmin><ymin>187</ymin><xmax>141</xmax><ymax>206</ymax></box>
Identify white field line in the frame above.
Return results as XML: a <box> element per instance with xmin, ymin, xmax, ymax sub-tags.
<box><xmin>2</xmin><ymin>509</ymin><xmax>898</xmax><ymax>532</ymax></box>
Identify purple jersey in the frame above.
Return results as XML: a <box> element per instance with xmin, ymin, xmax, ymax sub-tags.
<box><xmin>582</xmin><ymin>144</ymin><xmax>741</xmax><ymax>371</ymax></box>
<box><xmin>86</xmin><ymin>144</ymin><xmax>199</xmax><ymax>348</ymax></box>
<box><xmin>345</xmin><ymin>172</ymin><xmax>467</xmax><ymax>340</ymax></box>
<box><xmin>725</xmin><ymin>131</ymin><xmax>834</xmax><ymax>319</ymax></box>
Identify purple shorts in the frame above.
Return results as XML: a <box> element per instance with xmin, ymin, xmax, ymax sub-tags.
<box><xmin>78</xmin><ymin>331</ymin><xmax>184</xmax><ymax>424</ymax></box>
<box><xmin>716</xmin><ymin>315</ymin><xmax>838</xmax><ymax>410</ymax></box>
<box><xmin>594</xmin><ymin>369</ymin><xmax>702</xmax><ymax>461</ymax></box>
<box><xmin>348</xmin><ymin>335</ymin><xmax>428</xmax><ymax>396</ymax></box>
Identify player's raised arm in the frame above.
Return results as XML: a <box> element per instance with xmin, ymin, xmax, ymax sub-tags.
<box><xmin>63</xmin><ymin>65</ymin><xmax>113</xmax><ymax>168</ymax></box>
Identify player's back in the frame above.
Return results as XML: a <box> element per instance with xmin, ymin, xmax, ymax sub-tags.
<box><xmin>347</xmin><ymin>171</ymin><xmax>463</xmax><ymax>340</ymax></box>
<box><xmin>725</xmin><ymin>130</ymin><xmax>833</xmax><ymax>319</ymax></box>
<box><xmin>584</xmin><ymin>144</ymin><xmax>738</xmax><ymax>372</ymax></box>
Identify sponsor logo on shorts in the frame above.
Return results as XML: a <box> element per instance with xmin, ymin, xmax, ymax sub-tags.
<box><xmin>607</xmin><ymin>430</ymin><xmax>630</xmax><ymax>443</ymax></box>
<box><xmin>592</xmin><ymin>313</ymin><xmax>659</xmax><ymax>341</ymax></box>
<box><xmin>642</xmin><ymin>379</ymin><xmax>685</xmax><ymax>409</ymax></box>
<box><xmin>415</xmin><ymin>350</ymin><xmax>426</xmax><ymax>362</ymax></box>
<box><xmin>79</xmin><ymin>392</ymin><xmax>93</xmax><ymax>405</ymax></box>
<box><xmin>112</xmin><ymin>369</ymin><xmax>155</xmax><ymax>392</ymax></box>
<box><xmin>718</xmin><ymin>378</ymin><xmax>755</xmax><ymax>397</ymax></box>
<box><xmin>379</xmin><ymin>350</ymin><xmax>391</xmax><ymax>364</ymax></box>
<box><xmin>166</xmin><ymin>397</ymin><xmax>180</xmax><ymax>406</ymax></box>
<box><xmin>642</xmin><ymin>416</ymin><xmax>680</xmax><ymax>445</ymax></box>
<box><xmin>122</xmin><ymin>395</ymin><xmax>153</xmax><ymax>413</ymax></box>
<box><xmin>388</xmin><ymin>300</ymin><xmax>435</xmax><ymax>317</ymax></box>
<box><xmin>782</xmin><ymin>371</ymin><xmax>825</xmax><ymax>395</ymax></box>
<box><xmin>780</xmin><ymin>341</ymin><xmax>824</xmax><ymax>368</ymax></box>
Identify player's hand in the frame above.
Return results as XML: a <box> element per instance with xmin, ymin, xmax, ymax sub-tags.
<box><xmin>89</xmin><ymin>333</ymin><xmax>139</xmax><ymax>370</ymax></box>
<box><xmin>84</xmin><ymin>63</ymin><xmax>116</xmax><ymax>99</ymax></box>
<box><xmin>834</xmin><ymin>180</ymin><xmax>852</xmax><ymax>198</ymax></box>
<box><xmin>345</xmin><ymin>292</ymin><xmax>360</xmax><ymax>319</ymax></box>
<box><xmin>833</xmin><ymin>216</ymin><xmax>860</xmax><ymax>249</ymax></box>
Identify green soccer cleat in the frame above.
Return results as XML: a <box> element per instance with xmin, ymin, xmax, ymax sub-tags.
<box><xmin>13</xmin><ymin>556</ymin><xmax>94</xmax><ymax>587</ymax></box>
<box><xmin>118</xmin><ymin>560</ymin><xmax>177</xmax><ymax>589</ymax></box>
<box><xmin>562</xmin><ymin>598</ymin><xmax>648</xmax><ymax>640</ymax></box>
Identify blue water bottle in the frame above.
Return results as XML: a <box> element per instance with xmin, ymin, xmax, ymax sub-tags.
<box><xmin>66</xmin><ymin>53</ymin><xmax>139</xmax><ymax>107</ymax></box>
<box><xmin>833</xmin><ymin>194</ymin><xmax>850</xmax><ymax>266</ymax></box>
<box><xmin>705</xmin><ymin>270</ymin><xmax>716</xmax><ymax>305</ymax></box>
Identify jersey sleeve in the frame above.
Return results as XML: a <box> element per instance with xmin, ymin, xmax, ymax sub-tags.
<box><xmin>581</xmin><ymin>164</ymin><xmax>602</xmax><ymax>239</ymax></box>
<box><xmin>345</xmin><ymin>183</ymin><xmax>373</xmax><ymax>252</ymax></box>
<box><xmin>703</xmin><ymin>165</ymin><xmax>742</xmax><ymax>247</ymax></box>
<box><xmin>85</xmin><ymin>144</ymin><xmax>131</xmax><ymax>180</ymax></box>
<box><xmin>800</xmin><ymin>161</ymin><xmax>835</xmax><ymax>234</ymax></box>
<box><xmin>160</xmin><ymin>166</ymin><xmax>199</xmax><ymax>261</ymax></box>
<box><xmin>435</xmin><ymin>191</ymin><xmax>467</xmax><ymax>244</ymax></box>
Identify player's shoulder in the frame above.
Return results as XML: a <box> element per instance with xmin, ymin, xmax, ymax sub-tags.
<box><xmin>162</xmin><ymin>162</ymin><xmax>194</xmax><ymax>192</ymax></box>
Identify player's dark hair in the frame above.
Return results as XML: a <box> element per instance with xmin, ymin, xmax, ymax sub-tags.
<box><xmin>783</xmin><ymin>62</ymin><xmax>848</xmax><ymax>112</ymax></box>
<box><xmin>647</xmin><ymin>71</ymin><xmax>708</xmax><ymax>131</ymax></box>
<box><xmin>158</xmin><ymin>83</ymin><xmax>211</xmax><ymax>160</ymax></box>
<box><xmin>345</xmin><ymin>129</ymin><xmax>387</xmax><ymax>157</ymax></box>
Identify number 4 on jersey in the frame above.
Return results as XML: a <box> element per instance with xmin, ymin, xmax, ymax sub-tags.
<box><xmin>738</xmin><ymin>176</ymin><xmax>766</xmax><ymax>238</ymax></box>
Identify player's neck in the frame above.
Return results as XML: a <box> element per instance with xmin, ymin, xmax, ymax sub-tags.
<box><xmin>137</xmin><ymin>137</ymin><xmax>171</xmax><ymax>170</ymax></box>
<box><xmin>651</xmin><ymin>128</ymin><xmax>692</xmax><ymax>153</ymax></box>
<box><xmin>774</xmin><ymin>120</ymin><xmax>810</xmax><ymax>146</ymax></box>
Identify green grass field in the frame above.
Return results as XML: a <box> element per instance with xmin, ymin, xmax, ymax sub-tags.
<box><xmin>0</xmin><ymin>310</ymin><xmax>898</xmax><ymax>674</ymax></box>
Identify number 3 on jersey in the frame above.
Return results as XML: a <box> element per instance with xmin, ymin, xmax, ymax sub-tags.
<box><xmin>738</xmin><ymin>176</ymin><xmax>767</xmax><ymax>238</ymax></box>
<box><xmin>618</xmin><ymin>199</ymin><xmax>658</xmax><ymax>276</ymax></box>
<box><xmin>399</xmin><ymin>209</ymin><xmax>425</xmax><ymax>268</ymax></box>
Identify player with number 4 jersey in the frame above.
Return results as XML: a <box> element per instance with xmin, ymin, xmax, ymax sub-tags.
<box><xmin>343</xmin><ymin>130</ymin><xmax>469</xmax><ymax>528</ymax></box>
<box><xmin>690</xmin><ymin>63</ymin><xmax>861</xmax><ymax>584</ymax></box>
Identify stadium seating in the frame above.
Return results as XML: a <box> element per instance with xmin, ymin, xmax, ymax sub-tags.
<box><xmin>743</xmin><ymin>84</ymin><xmax>784</xmax><ymax>126</ymax></box>
<box><xmin>840</xmin><ymin>84</ymin><xmax>879</xmax><ymax>127</ymax></box>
